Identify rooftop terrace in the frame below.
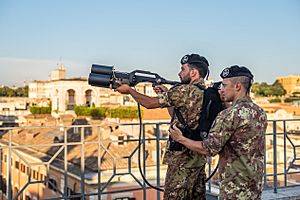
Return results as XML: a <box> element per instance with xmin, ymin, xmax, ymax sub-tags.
<box><xmin>0</xmin><ymin>119</ymin><xmax>300</xmax><ymax>199</ymax></box>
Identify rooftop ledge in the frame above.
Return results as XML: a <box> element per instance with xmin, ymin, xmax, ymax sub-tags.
<box><xmin>262</xmin><ymin>187</ymin><xmax>300</xmax><ymax>200</ymax></box>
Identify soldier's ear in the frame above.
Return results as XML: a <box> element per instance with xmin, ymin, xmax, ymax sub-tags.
<box><xmin>190</xmin><ymin>68</ymin><xmax>198</xmax><ymax>77</ymax></box>
<box><xmin>235</xmin><ymin>81</ymin><xmax>242</xmax><ymax>91</ymax></box>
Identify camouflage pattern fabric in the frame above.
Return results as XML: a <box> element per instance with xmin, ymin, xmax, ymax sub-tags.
<box><xmin>164</xmin><ymin>163</ymin><xmax>206</xmax><ymax>200</ymax></box>
<box><xmin>158</xmin><ymin>78</ymin><xmax>207</xmax><ymax>199</ymax></box>
<box><xmin>203</xmin><ymin>96</ymin><xmax>267</xmax><ymax>200</ymax></box>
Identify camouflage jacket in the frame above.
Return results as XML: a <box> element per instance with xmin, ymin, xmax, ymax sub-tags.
<box><xmin>158</xmin><ymin>78</ymin><xmax>207</xmax><ymax>168</ymax></box>
<box><xmin>203</xmin><ymin>96</ymin><xmax>267</xmax><ymax>199</ymax></box>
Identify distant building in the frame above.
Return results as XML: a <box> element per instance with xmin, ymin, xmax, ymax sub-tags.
<box><xmin>0</xmin><ymin>120</ymin><xmax>165</xmax><ymax>200</ymax></box>
<box><xmin>276</xmin><ymin>75</ymin><xmax>300</xmax><ymax>94</ymax></box>
<box><xmin>28</xmin><ymin>64</ymin><xmax>158</xmax><ymax>114</ymax></box>
<box><xmin>51</xmin><ymin>63</ymin><xmax>66</xmax><ymax>80</ymax></box>
<box><xmin>0</xmin><ymin>97</ymin><xmax>30</xmax><ymax>117</ymax></box>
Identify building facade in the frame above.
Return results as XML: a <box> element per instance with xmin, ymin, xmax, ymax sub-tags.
<box><xmin>276</xmin><ymin>75</ymin><xmax>300</xmax><ymax>94</ymax></box>
<box><xmin>28</xmin><ymin>64</ymin><xmax>158</xmax><ymax>114</ymax></box>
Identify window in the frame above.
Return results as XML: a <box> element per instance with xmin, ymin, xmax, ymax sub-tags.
<box><xmin>36</xmin><ymin>171</ymin><xmax>39</xmax><ymax>180</ymax></box>
<box><xmin>48</xmin><ymin>178</ymin><xmax>57</xmax><ymax>192</ymax></box>
<box><xmin>145</xmin><ymin>150</ymin><xmax>149</xmax><ymax>160</ymax></box>
<box><xmin>67</xmin><ymin>188</ymin><xmax>81</xmax><ymax>200</ymax></box>
<box><xmin>33</xmin><ymin>170</ymin><xmax>39</xmax><ymax>180</ymax></box>
<box><xmin>39</xmin><ymin>174</ymin><xmax>47</xmax><ymax>186</ymax></box>
<box><xmin>40</xmin><ymin>174</ymin><xmax>44</xmax><ymax>181</ymax></box>
<box><xmin>0</xmin><ymin>177</ymin><xmax>3</xmax><ymax>192</ymax></box>
<box><xmin>26</xmin><ymin>167</ymin><xmax>31</xmax><ymax>175</ymax></box>
<box><xmin>21</xmin><ymin>164</ymin><xmax>26</xmax><ymax>173</ymax></box>
<box><xmin>67</xmin><ymin>187</ymin><xmax>75</xmax><ymax>195</ymax></box>
<box><xmin>15</xmin><ymin>161</ymin><xmax>20</xmax><ymax>170</ymax></box>
<box><xmin>43</xmin><ymin>176</ymin><xmax>48</xmax><ymax>186</ymax></box>
<box><xmin>0</xmin><ymin>177</ymin><xmax>7</xmax><ymax>194</ymax></box>
<box><xmin>118</xmin><ymin>136</ymin><xmax>124</xmax><ymax>145</ymax></box>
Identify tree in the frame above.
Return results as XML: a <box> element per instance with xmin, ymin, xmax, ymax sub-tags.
<box><xmin>271</xmin><ymin>81</ymin><xmax>286</xmax><ymax>96</ymax></box>
<box><xmin>0</xmin><ymin>85</ymin><xmax>28</xmax><ymax>97</ymax></box>
<box><xmin>251</xmin><ymin>81</ymin><xmax>286</xmax><ymax>97</ymax></box>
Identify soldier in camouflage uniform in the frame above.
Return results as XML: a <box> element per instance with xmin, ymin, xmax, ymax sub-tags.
<box><xmin>170</xmin><ymin>65</ymin><xmax>268</xmax><ymax>200</ymax></box>
<box><xmin>115</xmin><ymin>54</ymin><xmax>210</xmax><ymax>200</ymax></box>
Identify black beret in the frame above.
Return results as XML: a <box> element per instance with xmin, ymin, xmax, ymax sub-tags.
<box><xmin>180</xmin><ymin>54</ymin><xmax>209</xmax><ymax>67</ymax></box>
<box><xmin>220</xmin><ymin>65</ymin><xmax>254</xmax><ymax>80</ymax></box>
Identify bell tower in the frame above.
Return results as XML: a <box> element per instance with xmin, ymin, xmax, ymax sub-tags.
<box><xmin>51</xmin><ymin>63</ymin><xmax>66</xmax><ymax>80</ymax></box>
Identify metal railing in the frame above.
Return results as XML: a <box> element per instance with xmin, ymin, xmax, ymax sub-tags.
<box><xmin>264</xmin><ymin>119</ymin><xmax>300</xmax><ymax>194</ymax></box>
<box><xmin>0</xmin><ymin>119</ymin><xmax>300</xmax><ymax>199</ymax></box>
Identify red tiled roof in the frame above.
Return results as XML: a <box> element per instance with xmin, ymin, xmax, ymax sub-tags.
<box><xmin>0</xmin><ymin>122</ymin><xmax>159</xmax><ymax>176</ymax></box>
<box><xmin>141</xmin><ymin>107</ymin><xmax>171</xmax><ymax>120</ymax></box>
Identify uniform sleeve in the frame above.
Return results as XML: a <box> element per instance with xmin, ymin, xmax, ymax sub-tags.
<box><xmin>157</xmin><ymin>92</ymin><xmax>172</xmax><ymax>107</ymax></box>
<box><xmin>202</xmin><ymin>110</ymin><xmax>237</xmax><ymax>156</ymax></box>
<box><xmin>158</xmin><ymin>85</ymin><xmax>201</xmax><ymax>109</ymax></box>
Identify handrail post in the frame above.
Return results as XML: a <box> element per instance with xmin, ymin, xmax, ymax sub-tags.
<box><xmin>264</xmin><ymin>129</ymin><xmax>267</xmax><ymax>189</ymax></box>
<box><xmin>273</xmin><ymin>121</ymin><xmax>277</xmax><ymax>193</ymax></box>
<box><xmin>81</xmin><ymin>127</ymin><xmax>85</xmax><ymax>200</ymax></box>
<box><xmin>64</xmin><ymin>127</ymin><xmax>68</xmax><ymax>199</ymax></box>
<box><xmin>7</xmin><ymin>131</ymin><xmax>12</xmax><ymax>200</ymax></box>
<box><xmin>97</xmin><ymin>126</ymin><xmax>102</xmax><ymax>200</ymax></box>
<box><xmin>283</xmin><ymin>120</ymin><xmax>287</xmax><ymax>187</ymax></box>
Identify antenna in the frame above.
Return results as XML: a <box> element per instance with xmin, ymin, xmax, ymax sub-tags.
<box><xmin>57</xmin><ymin>56</ymin><xmax>65</xmax><ymax>70</ymax></box>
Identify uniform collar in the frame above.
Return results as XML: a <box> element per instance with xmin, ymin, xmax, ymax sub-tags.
<box><xmin>232</xmin><ymin>96</ymin><xmax>252</xmax><ymax>106</ymax></box>
<box><xmin>190</xmin><ymin>77</ymin><xmax>205</xmax><ymax>85</ymax></box>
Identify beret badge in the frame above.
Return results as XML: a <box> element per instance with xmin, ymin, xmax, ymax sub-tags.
<box><xmin>221</xmin><ymin>68</ymin><xmax>230</xmax><ymax>78</ymax></box>
<box><xmin>181</xmin><ymin>55</ymin><xmax>189</xmax><ymax>64</ymax></box>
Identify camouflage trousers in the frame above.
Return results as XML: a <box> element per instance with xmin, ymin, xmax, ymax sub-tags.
<box><xmin>164</xmin><ymin>164</ymin><xmax>206</xmax><ymax>200</ymax></box>
<box><xmin>219</xmin><ymin>179</ymin><xmax>263</xmax><ymax>200</ymax></box>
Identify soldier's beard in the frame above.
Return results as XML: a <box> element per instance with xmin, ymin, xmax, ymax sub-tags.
<box><xmin>180</xmin><ymin>76</ymin><xmax>191</xmax><ymax>84</ymax></box>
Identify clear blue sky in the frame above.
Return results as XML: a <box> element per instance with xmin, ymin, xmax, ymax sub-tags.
<box><xmin>0</xmin><ymin>0</ymin><xmax>299</xmax><ymax>86</ymax></box>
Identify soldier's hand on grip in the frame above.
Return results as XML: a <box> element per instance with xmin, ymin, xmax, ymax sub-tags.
<box><xmin>114</xmin><ymin>81</ymin><xmax>131</xmax><ymax>94</ymax></box>
<box><xmin>169</xmin><ymin>125</ymin><xmax>184</xmax><ymax>143</ymax></box>
<box><xmin>153</xmin><ymin>85</ymin><xmax>168</xmax><ymax>94</ymax></box>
